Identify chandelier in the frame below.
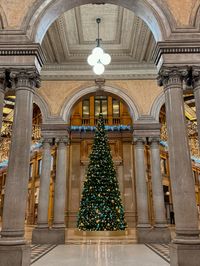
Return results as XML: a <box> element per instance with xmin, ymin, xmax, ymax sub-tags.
<box><xmin>87</xmin><ymin>18</ymin><xmax>111</xmax><ymax>75</ymax></box>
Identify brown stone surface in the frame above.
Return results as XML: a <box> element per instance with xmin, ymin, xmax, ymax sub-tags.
<box><xmin>165</xmin><ymin>0</ymin><xmax>197</xmax><ymax>26</ymax></box>
<box><xmin>38</xmin><ymin>80</ymin><xmax>162</xmax><ymax>117</ymax></box>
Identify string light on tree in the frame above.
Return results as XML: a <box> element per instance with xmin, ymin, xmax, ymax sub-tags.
<box><xmin>87</xmin><ymin>18</ymin><xmax>111</xmax><ymax>75</ymax></box>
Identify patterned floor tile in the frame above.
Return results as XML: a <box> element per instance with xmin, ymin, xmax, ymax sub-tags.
<box><xmin>145</xmin><ymin>243</ymin><xmax>170</xmax><ymax>264</ymax></box>
<box><xmin>31</xmin><ymin>244</ymin><xmax>57</xmax><ymax>264</ymax></box>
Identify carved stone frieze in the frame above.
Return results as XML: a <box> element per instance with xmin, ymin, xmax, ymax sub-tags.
<box><xmin>10</xmin><ymin>69</ymin><xmax>41</xmax><ymax>91</ymax></box>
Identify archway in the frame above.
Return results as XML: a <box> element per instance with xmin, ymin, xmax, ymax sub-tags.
<box><xmin>63</xmin><ymin>87</ymin><xmax>137</xmax><ymax>228</ymax></box>
<box><xmin>60</xmin><ymin>85</ymin><xmax>140</xmax><ymax>123</ymax></box>
<box><xmin>26</xmin><ymin>0</ymin><xmax>172</xmax><ymax>43</ymax></box>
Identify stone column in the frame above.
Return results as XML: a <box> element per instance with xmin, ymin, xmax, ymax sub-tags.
<box><xmin>158</xmin><ymin>67</ymin><xmax>200</xmax><ymax>266</ymax></box>
<box><xmin>52</xmin><ymin>137</ymin><xmax>68</xmax><ymax>230</ymax></box>
<box><xmin>192</xmin><ymin>67</ymin><xmax>200</xmax><ymax>145</ymax></box>
<box><xmin>149</xmin><ymin>137</ymin><xmax>170</xmax><ymax>243</ymax></box>
<box><xmin>32</xmin><ymin>138</ymin><xmax>53</xmax><ymax>244</ymax></box>
<box><xmin>134</xmin><ymin>137</ymin><xmax>151</xmax><ymax>243</ymax></box>
<box><xmin>37</xmin><ymin>138</ymin><xmax>53</xmax><ymax>228</ymax></box>
<box><xmin>0</xmin><ymin>69</ymin><xmax>40</xmax><ymax>265</ymax></box>
<box><xmin>0</xmin><ymin>71</ymin><xmax>6</xmax><ymax>133</ymax></box>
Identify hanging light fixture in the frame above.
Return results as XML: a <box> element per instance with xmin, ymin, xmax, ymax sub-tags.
<box><xmin>87</xmin><ymin>18</ymin><xmax>111</xmax><ymax>75</ymax></box>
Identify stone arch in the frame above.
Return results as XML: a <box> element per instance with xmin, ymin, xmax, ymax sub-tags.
<box><xmin>60</xmin><ymin>85</ymin><xmax>140</xmax><ymax>124</ymax></box>
<box><xmin>190</xmin><ymin>1</ymin><xmax>200</xmax><ymax>28</ymax></box>
<box><xmin>149</xmin><ymin>91</ymin><xmax>165</xmax><ymax>121</ymax></box>
<box><xmin>25</xmin><ymin>0</ymin><xmax>172</xmax><ymax>44</ymax></box>
<box><xmin>33</xmin><ymin>91</ymin><xmax>52</xmax><ymax>124</ymax></box>
<box><xmin>0</xmin><ymin>4</ymin><xmax>8</xmax><ymax>29</ymax></box>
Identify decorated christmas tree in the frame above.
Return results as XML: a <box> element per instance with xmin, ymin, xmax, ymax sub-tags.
<box><xmin>77</xmin><ymin>113</ymin><xmax>127</xmax><ymax>231</ymax></box>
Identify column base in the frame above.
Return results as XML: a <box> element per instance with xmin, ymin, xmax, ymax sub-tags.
<box><xmin>32</xmin><ymin>228</ymin><xmax>65</xmax><ymax>244</ymax></box>
<box><xmin>0</xmin><ymin>244</ymin><xmax>30</xmax><ymax>266</ymax></box>
<box><xmin>170</xmin><ymin>242</ymin><xmax>200</xmax><ymax>266</ymax></box>
<box><xmin>137</xmin><ymin>226</ymin><xmax>171</xmax><ymax>243</ymax></box>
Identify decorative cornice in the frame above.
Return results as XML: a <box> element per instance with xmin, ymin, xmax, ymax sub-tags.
<box><xmin>0</xmin><ymin>44</ymin><xmax>46</xmax><ymax>69</ymax></box>
<box><xmin>153</xmin><ymin>41</ymin><xmax>200</xmax><ymax>67</ymax></box>
<box><xmin>41</xmin><ymin>62</ymin><xmax>157</xmax><ymax>80</ymax></box>
<box><xmin>41</xmin><ymin>124</ymin><xmax>70</xmax><ymax>139</ymax></box>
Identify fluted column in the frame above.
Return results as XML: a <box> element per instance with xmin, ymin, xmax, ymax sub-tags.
<box><xmin>192</xmin><ymin>67</ymin><xmax>200</xmax><ymax>145</ymax></box>
<box><xmin>149</xmin><ymin>137</ymin><xmax>168</xmax><ymax>227</ymax></box>
<box><xmin>0</xmin><ymin>71</ymin><xmax>6</xmax><ymax>133</ymax></box>
<box><xmin>36</xmin><ymin>138</ymin><xmax>53</xmax><ymax>228</ymax></box>
<box><xmin>158</xmin><ymin>67</ymin><xmax>199</xmax><ymax>243</ymax></box>
<box><xmin>0</xmin><ymin>69</ymin><xmax>40</xmax><ymax>245</ymax></box>
<box><xmin>134</xmin><ymin>137</ymin><xmax>150</xmax><ymax>228</ymax></box>
<box><xmin>53</xmin><ymin>137</ymin><xmax>69</xmax><ymax>228</ymax></box>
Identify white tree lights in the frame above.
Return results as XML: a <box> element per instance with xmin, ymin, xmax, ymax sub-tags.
<box><xmin>87</xmin><ymin>18</ymin><xmax>111</xmax><ymax>75</ymax></box>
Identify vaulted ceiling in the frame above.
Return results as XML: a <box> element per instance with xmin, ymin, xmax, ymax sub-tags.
<box><xmin>41</xmin><ymin>4</ymin><xmax>157</xmax><ymax>80</ymax></box>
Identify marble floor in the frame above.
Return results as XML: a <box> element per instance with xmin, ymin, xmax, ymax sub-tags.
<box><xmin>32</xmin><ymin>244</ymin><xmax>169</xmax><ymax>266</ymax></box>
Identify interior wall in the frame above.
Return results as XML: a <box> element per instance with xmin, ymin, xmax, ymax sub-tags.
<box><xmin>38</xmin><ymin>80</ymin><xmax>162</xmax><ymax>119</ymax></box>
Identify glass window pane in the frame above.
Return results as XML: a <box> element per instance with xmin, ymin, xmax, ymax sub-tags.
<box><xmin>102</xmin><ymin>100</ymin><xmax>107</xmax><ymax>116</ymax></box>
<box><xmin>95</xmin><ymin>100</ymin><xmax>101</xmax><ymax>117</ymax></box>
<box><xmin>82</xmin><ymin>99</ymin><xmax>90</xmax><ymax>118</ymax></box>
<box><xmin>113</xmin><ymin>99</ymin><xmax>120</xmax><ymax>117</ymax></box>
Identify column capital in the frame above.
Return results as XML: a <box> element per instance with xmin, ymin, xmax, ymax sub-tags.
<box><xmin>191</xmin><ymin>66</ymin><xmax>200</xmax><ymax>90</ymax></box>
<box><xmin>55</xmin><ymin>136</ymin><xmax>69</xmax><ymax>145</ymax></box>
<box><xmin>157</xmin><ymin>66</ymin><xmax>188</xmax><ymax>91</ymax></box>
<box><xmin>133</xmin><ymin>137</ymin><xmax>146</xmax><ymax>146</ymax></box>
<box><xmin>10</xmin><ymin>68</ymin><xmax>41</xmax><ymax>92</ymax></box>
<box><xmin>148</xmin><ymin>137</ymin><xmax>160</xmax><ymax>145</ymax></box>
<box><xmin>0</xmin><ymin>69</ymin><xmax>7</xmax><ymax>92</ymax></box>
<box><xmin>41</xmin><ymin>137</ymin><xmax>53</xmax><ymax>146</ymax></box>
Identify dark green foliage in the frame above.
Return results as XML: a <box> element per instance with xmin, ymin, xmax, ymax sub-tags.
<box><xmin>77</xmin><ymin>113</ymin><xmax>127</xmax><ymax>231</ymax></box>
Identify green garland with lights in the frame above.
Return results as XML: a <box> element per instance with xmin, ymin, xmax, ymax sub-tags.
<box><xmin>77</xmin><ymin>113</ymin><xmax>127</xmax><ymax>231</ymax></box>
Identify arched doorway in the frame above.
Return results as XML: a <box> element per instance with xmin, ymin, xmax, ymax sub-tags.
<box><xmin>65</xmin><ymin>89</ymin><xmax>136</xmax><ymax>227</ymax></box>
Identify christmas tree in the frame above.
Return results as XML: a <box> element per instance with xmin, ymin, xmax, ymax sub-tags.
<box><xmin>77</xmin><ymin>113</ymin><xmax>127</xmax><ymax>231</ymax></box>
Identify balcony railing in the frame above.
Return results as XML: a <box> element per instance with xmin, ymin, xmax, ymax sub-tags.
<box><xmin>82</xmin><ymin>117</ymin><xmax>121</xmax><ymax>126</ymax></box>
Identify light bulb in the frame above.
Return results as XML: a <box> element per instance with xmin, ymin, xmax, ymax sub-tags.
<box><xmin>87</xmin><ymin>54</ymin><xmax>98</xmax><ymax>66</ymax></box>
<box><xmin>100</xmin><ymin>53</ymin><xmax>111</xmax><ymax>65</ymax></box>
<box><xmin>93</xmin><ymin>63</ymin><xmax>105</xmax><ymax>75</ymax></box>
<box><xmin>92</xmin><ymin>47</ymin><xmax>104</xmax><ymax>57</ymax></box>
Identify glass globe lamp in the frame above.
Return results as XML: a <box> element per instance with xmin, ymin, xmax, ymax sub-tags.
<box><xmin>93</xmin><ymin>62</ymin><xmax>105</xmax><ymax>75</ymax></box>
